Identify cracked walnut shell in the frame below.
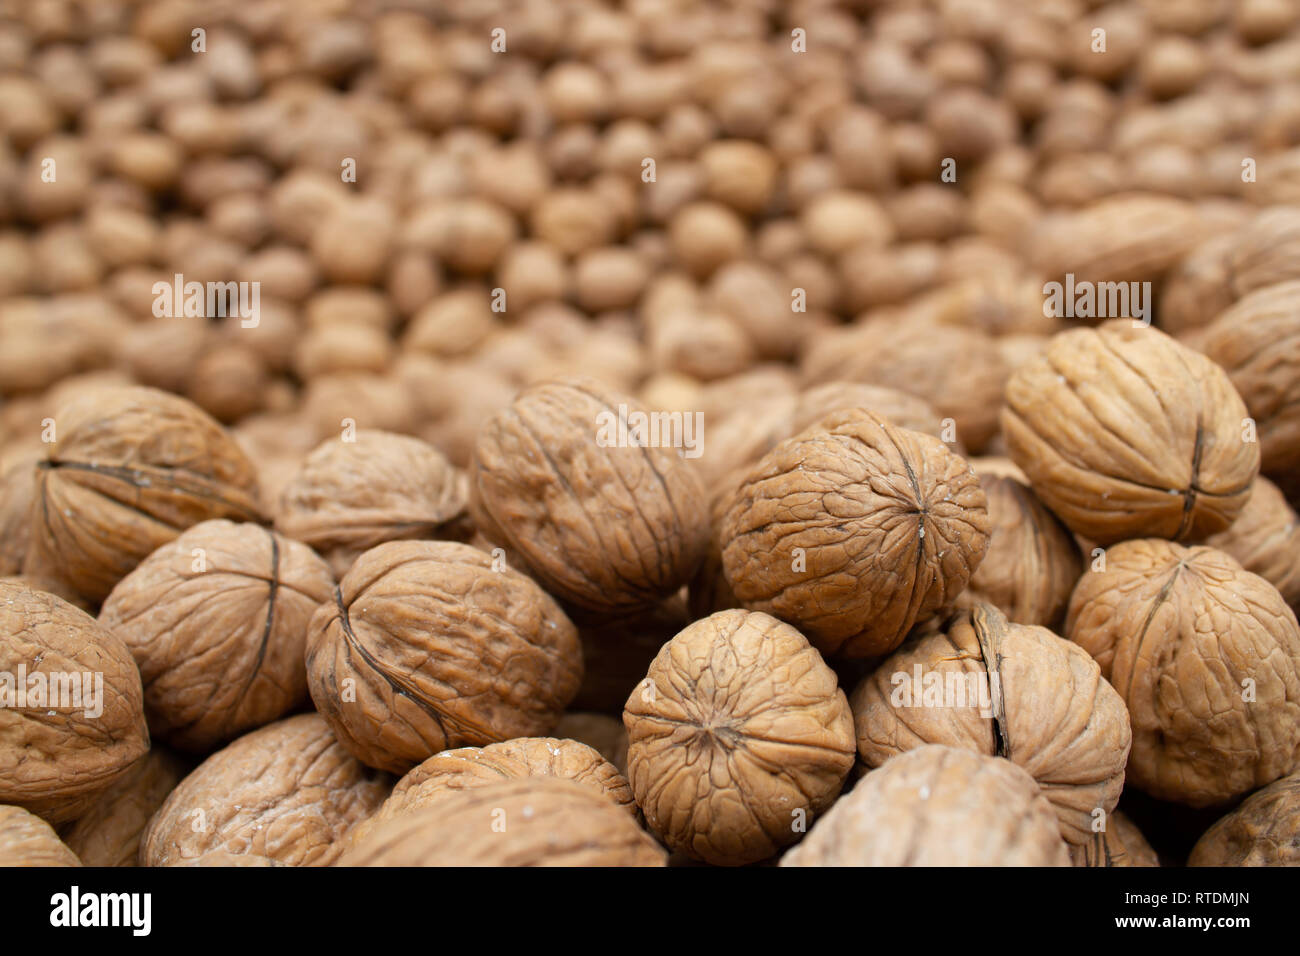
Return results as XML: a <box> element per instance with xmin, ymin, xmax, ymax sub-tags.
<box><xmin>1067</xmin><ymin>540</ymin><xmax>1300</xmax><ymax>807</ymax></box>
<box><xmin>99</xmin><ymin>520</ymin><xmax>334</xmax><ymax>752</ymax></box>
<box><xmin>306</xmin><ymin>540</ymin><xmax>583</xmax><ymax>774</ymax></box>
<box><xmin>781</xmin><ymin>745</ymin><xmax>1070</xmax><ymax>867</ymax></box>
<box><xmin>1188</xmin><ymin>770</ymin><xmax>1300</xmax><ymax>866</ymax></box>
<box><xmin>1003</xmin><ymin>322</ymin><xmax>1259</xmax><ymax>546</ymax></box>
<box><xmin>721</xmin><ymin>409</ymin><xmax>990</xmax><ymax>658</ymax></box>
<box><xmin>623</xmin><ymin>609</ymin><xmax>855</xmax><ymax>866</ymax></box>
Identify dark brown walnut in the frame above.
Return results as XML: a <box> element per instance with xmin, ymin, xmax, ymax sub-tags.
<box><xmin>1188</xmin><ymin>771</ymin><xmax>1300</xmax><ymax>866</ymax></box>
<box><xmin>1199</xmin><ymin>280</ymin><xmax>1300</xmax><ymax>478</ymax></box>
<box><xmin>554</xmin><ymin>712</ymin><xmax>630</xmax><ymax>774</ymax></box>
<box><xmin>623</xmin><ymin>609</ymin><xmax>855</xmax><ymax>866</ymax></box>
<box><xmin>139</xmin><ymin>713</ymin><xmax>391</xmax><ymax>867</ymax></box>
<box><xmin>0</xmin><ymin>582</ymin><xmax>149</xmax><ymax>824</ymax></box>
<box><xmin>339</xmin><ymin>776</ymin><xmax>667</xmax><ymax>867</ymax></box>
<box><xmin>1067</xmin><ymin>540</ymin><xmax>1300</xmax><ymax>807</ymax></box>
<box><xmin>0</xmin><ymin>805</ymin><xmax>81</xmax><ymax>867</ymax></box>
<box><xmin>961</xmin><ymin>458</ymin><xmax>1083</xmax><ymax>628</ymax></box>
<box><xmin>1204</xmin><ymin>476</ymin><xmax>1300</xmax><ymax>609</ymax></box>
<box><xmin>99</xmin><ymin>520</ymin><xmax>333</xmax><ymax>752</ymax></box>
<box><xmin>25</xmin><ymin>386</ymin><xmax>263</xmax><ymax>604</ymax></box>
<box><xmin>789</xmin><ymin>382</ymin><xmax>966</xmax><ymax>456</ymax></box>
<box><xmin>275</xmin><ymin>430</ymin><xmax>473</xmax><ymax>578</ymax></box>
<box><xmin>1070</xmin><ymin>811</ymin><xmax>1161</xmax><ymax>867</ymax></box>
<box><xmin>470</xmin><ymin>378</ymin><xmax>708</xmax><ymax>614</ymax></box>
<box><xmin>59</xmin><ymin>748</ymin><xmax>187</xmax><ymax>867</ymax></box>
<box><xmin>571</xmin><ymin>595</ymin><xmax>689</xmax><ymax>714</ymax></box>
<box><xmin>1003</xmin><ymin>322</ymin><xmax>1259</xmax><ymax>546</ymax></box>
<box><xmin>306</xmin><ymin>540</ymin><xmax>583</xmax><ymax>773</ymax></box>
<box><xmin>851</xmin><ymin>604</ymin><xmax>1131</xmax><ymax>845</ymax></box>
<box><xmin>780</xmin><ymin>745</ymin><xmax>1071</xmax><ymax>867</ymax></box>
<box><xmin>721</xmin><ymin>409</ymin><xmax>990</xmax><ymax>658</ymax></box>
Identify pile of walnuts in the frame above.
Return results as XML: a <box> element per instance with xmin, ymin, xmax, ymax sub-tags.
<box><xmin>3</xmin><ymin>0</ymin><xmax>1300</xmax><ymax>869</ymax></box>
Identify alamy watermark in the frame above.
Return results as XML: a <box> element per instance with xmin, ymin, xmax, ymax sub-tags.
<box><xmin>0</xmin><ymin>663</ymin><xmax>103</xmax><ymax>719</ymax></box>
<box><xmin>152</xmin><ymin>273</ymin><xmax>260</xmax><ymax>327</ymax></box>
<box><xmin>595</xmin><ymin>404</ymin><xmax>704</xmax><ymax>459</ymax></box>
<box><xmin>1043</xmin><ymin>273</ymin><xmax>1151</xmax><ymax>327</ymax></box>
<box><xmin>889</xmin><ymin>665</ymin><xmax>1002</xmax><ymax>719</ymax></box>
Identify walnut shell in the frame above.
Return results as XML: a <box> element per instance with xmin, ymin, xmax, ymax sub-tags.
<box><xmin>721</xmin><ymin>409</ymin><xmax>990</xmax><ymax>658</ymax></box>
<box><xmin>1204</xmin><ymin>476</ymin><xmax>1300</xmax><ymax>609</ymax></box>
<box><xmin>554</xmin><ymin>712</ymin><xmax>629</xmax><ymax>774</ymax></box>
<box><xmin>275</xmin><ymin>432</ymin><xmax>471</xmax><ymax>578</ymax></box>
<box><xmin>139</xmin><ymin>713</ymin><xmax>391</xmax><ymax>867</ymax></box>
<box><xmin>0</xmin><ymin>451</ymin><xmax>38</xmax><ymax>575</ymax></box>
<box><xmin>305</xmin><ymin>540</ymin><xmax>583</xmax><ymax>773</ymax></box>
<box><xmin>1188</xmin><ymin>770</ymin><xmax>1300</xmax><ymax>866</ymax></box>
<box><xmin>789</xmin><ymin>382</ymin><xmax>965</xmax><ymax>455</ymax></box>
<box><xmin>1003</xmin><ymin>322</ymin><xmax>1259</xmax><ymax>545</ymax></box>
<box><xmin>850</xmin><ymin>604</ymin><xmax>1132</xmax><ymax>845</ymax></box>
<box><xmin>165</xmin><ymin>850</ymin><xmax>287</xmax><ymax>867</ymax></box>
<box><xmin>470</xmin><ymin>378</ymin><xmax>708</xmax><ymax>613</ymax></box>
<box><xmin>99</xmin><ymin>520</ymin><xmax>334</xmax><ymax>751</ymax></box>
<box><xmin>0</xmin><ymin>805</ymin><xmax>81</xmax><ymax>867</ymax></box>
<box><xmin>780</xmin><ymin>745</ymin><xmax>1071</xmax><ymax>866</ymax></box>
<box><xmin>1071</xmin><ymin>811</ymin><xmax>1161</xmax><ymax>867</ymax></box>
<box><xmin>59</xmin><ymin>748</ymin><xmax>188</xmax><ymax>867</ymax></box>
<box><xmin>340</xmin><ymin>778</ymin><xmax>666</xmax><ymax>868</ymax></box>
<box><xmin>1067</xmin><ymin>540</ymin><xmax>1300</xmax><ymax>806</ymax></box>
<box><xmin>26</xmin><ymin>386</ymin><xmax>264</xmax><ymax>604</ymax></box>
<box><xmin>0</xmin><ymin>582</ymin><xmax>149</xmax><ymax>824</ymax></box>
<box><xmin>623</xmin><ymin>609</ymin><xmax>855</xmax><ymax>866</ymax></box>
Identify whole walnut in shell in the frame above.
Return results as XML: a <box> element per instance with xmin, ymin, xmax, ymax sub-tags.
<box><xmin>1188</xmin><ymin>770</ymin><xmax>1300</xmax><ymax>866</ymax></box>
<box><xmin>623</xmin><ymin>609</ymin><xmax>855</xmax><ymax>866</ymax></box>
<box><xmin>1067</xmin><ymin>540</ymin><xmax>1300</xmax><ymax>807</ymax></box>
<box><xmin>0</xmin><ymin>582</ymin><xmax>149</xmax><ymax>824</ymax></box>
<box><xmin>721</xmin><ymin>409</ymin><xmax>990</xmax><ymax>658</ymax></box>
<box><xmin>1070</xmin><ymin>811</ymin><xmax>1161</xmax><ymax>867</ymax></box>
<box><xmin>340</xmin><ymin>776</ymin><xmax>667</xmax><ymax>867</ymax></box>
<box><xmin>470</xmin><ymin>378</ymin><xmax>708</xmax><ymax>614</ymax></box>
<box><xmin>99</xmin><ymin>520</ymin><xmax>334</xmax><ymax>752</ymax></box>
<box><xmin>789</xmin><ymin>382</ymin><xmax>965</xmax><ymax>455</ymax></box>
<box><xmin>306</xmin><ymin>540</ymin><xmax>583</xmax><ymax>773</ymax></box>
<box><xmin>1003</xmin><ymin>322</ymin><xmax>1259</xmax><ymax>545</ymax></box>
<box><xmin>25</xmin><ymin>386</ymin><xmax>263</xmax><ymax>603</ymax></box>
<box><xmin>59</xmin><ymin>748</ymin><xmax>188</xmax><ymax>867</ymax></box>
<box><xmin>1203</xmin><ymin>475</ymin><xmax>1300</xmax><ymax>609</ymax></box>
<box><xmin>851</xmin><ymin>604</ymin><xmax>1131</xmax><ymax>844</ymax></box>
<box><xmin>275</xmin><ymin>430</ymin><xmax>473</xmax><ymax>578</ymax></box>
<box><xmin>139</xmin><ymin>713</ymin><xmax>391</xmax><ymax>867</ymax></box>
<box><xmin>0</xmin><ymin>805</ymin><xmax>81</xmax><ymax>867</ymax></box>
<box><xmin>780</xmin><ymin>745</ymin><xmax>1071</xmax><ymax>867</ymax></box>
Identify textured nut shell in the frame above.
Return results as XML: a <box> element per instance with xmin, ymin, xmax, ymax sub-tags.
<box><xmin>340</xmin><ymin>776</ymin><xmax>667</xmax><ymax>867</ymax></box>
<box><xmin>140</xmin><ymin>713</ymin><xmax>391</xmax><ymax>867</ymax></box>
<box><xmin>721</xmin><ymin>410</ymin><xmax>990</xmax><ymax>658</ymax></box>
<box><xmin>1003</xmin><ymin>323</ymin><xmax>1259</xmax><ymax>545</ymax></box>
<box><xmin>1067</xmin><ymin>540</ymin><xmax>1300</xmax><ymax>806</ymax></box>
<box><xmin>99</xmin><ymin>521</ymin><xmax>334</xmax><ymax>751</ymax></box>
<box><xmin>306</xmin><ymin>540</ymin><xmax>582</xmax><ymax>773</ymax></box>
<box><xmin>60</xmin><ymin>748</ymin><xmax>187</xmax><ymax>867</ymax></box>
<box><xmin>275</xmin><ymin>430</ymin><xmax>472</xmax><ymax>577</ymax></box>
<box><xmin>1188</xmin><ymin>771</ymin><xmax>1300</xmax><ymax>866</ymax></box>
<box><xmin>165</xmin><ymin>850</ymin><xmax>286</xmax><ymax>867</ymax></box>
<box><xmin>1070</xmin><ymin>811</ymin><xmax>1161</xmax><ymax>867</ymax></box>
<box><xmin>554</xmin><ymin>712</ymin><xmax>629</xmax><ymax>773</ymax></box>
<box><xmin>790</xmin><ymin>382</ymin><xmax>965</xmax><ymax>455</ymax></box>
<box><xmin>0</xmin><ymin>582</ymin><xmax>149</xmax><ymax>824</ymax></box>
<box><xmin>851</xmin><ymin>605</ymin><xmax>1131</xmax><ymax>844</ymax></box>
<box><xmin>0</xmin><ymin>452</ymin><xmax>38</xmax><ymax>574</ymax></box>
<box><xmin>1204</xmin><ymin>476</ymin><xmax>1300</xmax><ymax>608</ymax></box>
<box><xmin>26</xmin><ymin>386</ymin><xmax>263</xmax><ymax>603</ymax></box>
<box><xmin>470</xmin><ymin>378</ymin><xmax>708</xmax><ymax>613</ymax></box>
<box><xmin>781</xmin><ymin>745</ymin><xmax>1070</xmax><ymax>866</ymax></box>
<box><xmin>0</xmin><ymin>805</ymin><xmax>81</xmax><ymax>867</ymax></box>
<box><xmin>623</xmin><ymin>609</ymin><xmax>855</xmax><ymax>866</ymax></box>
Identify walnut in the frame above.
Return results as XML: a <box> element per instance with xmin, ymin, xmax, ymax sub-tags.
<box><xmin>1188</xmin><ymin>770</ymin><xmax>1300</xmax><ymax>866</ymax></box>
<box><xmin>59</xmin><ymin>748</ymin><xmax>188</xmax><ymax>867</ymax></box>
<box><xmin>25</xmin><ymin>386</ymin><xmax>263</xmax><ymax>604</ymax></box>
<box><xmin>1067</xmin><ymin>540</ymin><xmax>1300</xmax><ymax>806</ymax></box>
<box><xmin>139</xmin><ymin>713</ymin><xmax>391</xmax><ymax>867</ymax></box>
<box><xmin>470</xmin><ymin>379</ymin><xmax>708</xmax><ymax>614</ymax></box>
<box><xmin>623</xmin><ymin>609</ymin><xmax>855</xmax><ymax>866</ymax></box>
<box><xmin>961</xmin><ymin>459</ymin><xmax>1084</xmax><ymax>628</ymax></box>
<box><xmin>1071</xmin><ymin>811</ymin><xmax>1161</xmax><ymax>867</ymax></box>
<box><xmin>0</xmin><ymin>805</ymin><xmax>81</xmax><ymax>867</ymax></box>
<box><xmin>275</xmin><ymin>430</ymin><xmax>473</xmax><ymax>577</ymax></box>
<box><xmin>98</xmin><ymin>520</ymin><xmax>334</xmax><ymax>751</ymax></box>
<box><xmin>850</xmin><ymin>604</ymin><xmax>1131</xmax><ymax>844</ymax></box>
<box><xmin>0</xmin><ymin>582</ymin><xmax>149</xmax><ymax>824</ymax></box>
<box><xmin>1203</xmin><ymin>476</ymin><xmax>1300</xmax><ymax>609</ymax></box>
<box><xmin>339</xmin><ymin>777</ymin><xmax>667</xmax><ymax>867</ymax></box>
<box><xmin>165</xmin><ymin>851</ymin><xmax>286</xmax><ymax>867</ymax></box>
<box><xmin>0</xmin><ymin>449</ymin><xmax>38</xmax><ymax>575</ymax></box>
<box><xmin>1003</xmin><ymin>323</ymin><xmax>1259</xmax><ymax>546</ymax></box>
<box><xmin>790</xmin><ymin>382</ymin><xmax>964</xmax><ymax>454</ymax></box>
<box><xmin>781</xmin><ymin>745</ymin><xmax>1071</xmax><ymax>866</ymax></box>
<box><xmin>554</xmin><ymin>712</ymin><xmax>630</xmax><ymax>774</ymax></box>
<box><xmin>721</xmin><ymin>409</ymin><xmax>990</xmax><ymax>658</ymax></box>
<box><xmin>306</xmin><ymin>540</ymin><xmax>583</xmax><ymax>773</ymax></box>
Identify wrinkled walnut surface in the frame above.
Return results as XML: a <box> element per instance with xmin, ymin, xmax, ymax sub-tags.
<box><xmin>1188</xmin><ymin>770</ymin><xmax>1300</xmax><ymax>866</ymax></box>
<box><xmin>1070</xmin><ymin>811</ymin><xmax>1161</xmax><ymax>867</ymax></box>
<box><xmin>60</xmin><ymin>748</ymin><xmax>188</xmax><ymax>867</ymax></box>
<box><xmin>0</xmin><ymin>804</ymin><xmax>81</xmax><ymax>866</ymax></box>
<box><xmin>1203</xmin><ymin>476</ymin><xmax>1300</xmax><ymax>609</ymax></box>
